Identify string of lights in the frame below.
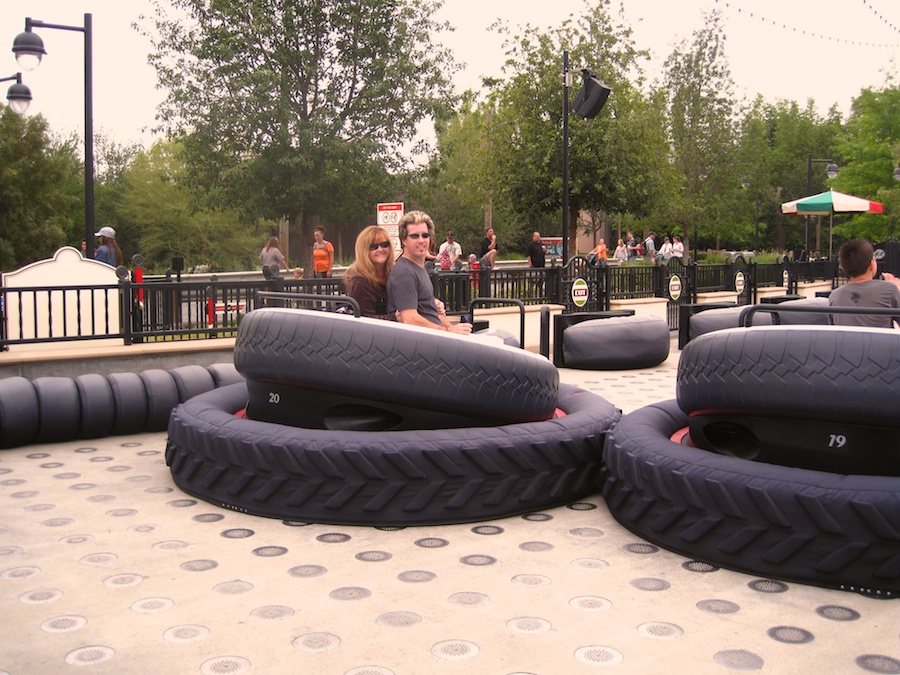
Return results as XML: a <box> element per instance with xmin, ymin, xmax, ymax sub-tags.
<box><xmin>713</xmin><ymin>0</ymin><xmax>899</xmax><ymax>48</ymax></box>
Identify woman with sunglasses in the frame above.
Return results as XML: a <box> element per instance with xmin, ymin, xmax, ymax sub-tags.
<box><xmin>343</xmin><ymin>225</ymin><xmax>397</xmax><ymax>320</ymax></box>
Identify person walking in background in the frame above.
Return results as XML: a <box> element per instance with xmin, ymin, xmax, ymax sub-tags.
<box><xmin>387</xmin><ymin>210</ymin><xmax>472</xmax><ymax>334</ymax></box>
<box><xmin>643</xmin><ymin>231</ymin><xmax>657</xmax><ymax>260</ymax></box>
<box><xmin>84</xmin><ymin>226</ymin><xmax>123</xmax><ymax>267</ymax></box>
<box><xmin>659</xmin><ymin>236</ymin><xmax>674</xmax><ymax>260</ymax></box>
<box><xmin>312</xmin><ymin>226</ymin><xmax>334</xmax><ymax>278</ymax></box>
<box><xmin>526</xmin><ymin>231</ymin><xmax>546</xmax><ymax>268</ymax></box>
<box><xmin>829</xmin><ymin>238</ymin><xmax>900</xmax><ymax>328</ymax></box>
<box><xmin>671</xmin><ymin>235</ymin><xmax>685</xmax><ymax>258</ymax></box>
<box><xmin>613</xmin><ymin>238</ymin><xmax>628</xmax><ymax>263</ymax></box>
<box><xmin>343</xmin><ymin>226</ymin><xmax>396</xmax><ymax>321</ymax></box>
<box><xmin>439</xmin><ymin>230</ymin><xmax>463</xmax><ymax>270</ymax></box>
<box><xmin>480</xmin><ymin>227</ymin><xmax>498</xmax><ymax>269</ymax></box>
<box><xmin>626</xmin><ymin>231</ymin><xmax>639</xmax><ymax>259</ymax></box>
<box><xmin>587</xmin><ymin>238</ymin><xmax>607</xmax><ymax>266</ymax></box>
<box><xmin>258</xmin><ymin>236</ymin><xmax>291</xmax><ymax>276</ymax></box>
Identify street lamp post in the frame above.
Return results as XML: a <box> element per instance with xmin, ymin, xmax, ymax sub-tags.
<box><xmin>13</xmin><ymin>14</ymin><xmax>94</xmax><ymax>257</ymax></box>
<box><xmin>805</xmin><ymin>154</ymin><xmax>838</xmax><ymax>255</ymax></box>
<box><xmin>561</xmin><ymin>52</ymin><xmax>610</xmax><ymax>264</ymax></box>
<box><xmin>2</xmin><ymin>73</ymin><xmax>32</xmax><ymax>114</ymax></box>
<box><xmin>562</xmin><ymin>51</ymin><xmax>571</xmax><ymax>265</ymax></box>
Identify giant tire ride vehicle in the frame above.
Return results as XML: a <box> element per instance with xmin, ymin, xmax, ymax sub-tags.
<box><xmin>603</xmin><ymin>403</ymin><xmax>900</xmax><ymax>597</ymax></box>
<box><xmin>233</xmin><ymin>308</ymin><xmax>559</xmax><ymax>425</ymax></box>
<box><xmin>165</xmin><ymin>382</ymin><xmax>620</xmax><ymax>526</ymax></box>
<box><xmin>677</xmin><ymin>326</ymin><xmax>900</xmax><ymax>476</ymax></box>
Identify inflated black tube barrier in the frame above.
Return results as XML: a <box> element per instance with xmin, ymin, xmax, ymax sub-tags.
<box><xmin>0</xmin><ymin>363</ymin><xmax>244</xmax><ymax>449</ymax></box>
<box><xmin>165</xmin><ymin>382</ymin><xmax>621</xmax><ymax>526</ymax></box>
<box><xmin>603</xmin><ymin>399</ymin><xmax>900</xmax><ymax>597</ymax></box>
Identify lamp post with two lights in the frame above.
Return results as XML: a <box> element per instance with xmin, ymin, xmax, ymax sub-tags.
<box><xmin>12</xmin><ymin>13</ymin><xmax>95</xmax><ymax>257</ymax></box>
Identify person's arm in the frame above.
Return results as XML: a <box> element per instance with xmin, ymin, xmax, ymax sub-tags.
<box><xmin>326</xmin><ymin>243</ymin><xmax>334</xmax><ymax>277</ymax></box>
<box><xmin>449</xmin><ymin>244</ymin><xmax>461</xmax><ymax>266</ymax></box>
<box><xmin>488</xmin><ymin>234</ymin><xmax>497</xmax><ymax>251</ymax></box>
<box><xmin>396</xmin><ymin>308</ymin><xmax>471</xmax><ymax>333</ymax></box>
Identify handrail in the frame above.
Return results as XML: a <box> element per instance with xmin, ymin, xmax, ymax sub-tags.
<box><xmin>468</xmin><ymin>297</ymin><xmax>526</xmax><ymax>348</ymax></box>
<box><xmin>739</xmin><ymin>303</ymin><xmax>900</xmax><ymax>327</ymax></box>
<box><xmin>256</xmin><ymin>292</ymin><xmax>361</xmax><ymax>317</ymax></box>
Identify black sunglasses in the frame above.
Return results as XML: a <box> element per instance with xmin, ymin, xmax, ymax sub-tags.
<box><xmin>407</xmin><ymin>232</ymin><xmax>431</xmax><ymax>240</ymax></box>
<box><xmin>368</xmin><ymin>241</ymin><xmax>391</xmax><ymax>251</ymax></box>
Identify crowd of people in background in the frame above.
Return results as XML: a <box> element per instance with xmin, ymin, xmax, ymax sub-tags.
<box><xmin>253</xmin><ymin>221</ymin><xmax>702</xmax><ymax>323</ymax></box>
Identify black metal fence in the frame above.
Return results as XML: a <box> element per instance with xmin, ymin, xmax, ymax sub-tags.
<box><xmin>1</xmin><ymin>257</ymin><xmax>840</xmax><ymax>350</ymax></box>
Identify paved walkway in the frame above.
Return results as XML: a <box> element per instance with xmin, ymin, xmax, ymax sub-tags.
<box><xmin>0</xmin><ymin>345</ymin><xmax>896</xmax><ymax>674</ymax></box>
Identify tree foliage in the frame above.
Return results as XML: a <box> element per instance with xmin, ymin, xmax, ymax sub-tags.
<box><xmin>141</xmin><ymin>0</ymin><xmax>459</xmax><ymax>269</ymax></box>
<box><xmin>831</xmin><ymin>83</ymin><xmax>900</xmax><ymax>241</ymax></box>
<box><xmin>118</xmin><ymin>140</ymin><xmax>263</xmax><ymax>272</ymax></box>
<box><xmin>484</xmin><ymin>0</ymin><xmax>666</xmax><ymax>254</ymax></box>
<box><xmin>0</xmin><ymin>106</ymin><xmax>81</xmax><ymax>270</ymax></box>
<box><xmin>660</xmin><ymin>10</ymin><xmax>738</xmax><ymax>254</ymax></box>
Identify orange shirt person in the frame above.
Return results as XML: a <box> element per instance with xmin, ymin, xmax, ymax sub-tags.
<box><xmin>588</xmin><ymin>239</ymin><xmax>607</xmax><ymax>265</ymax></box>
<box><xmin>312</xmin><ymin>226</ymin><xmax>334</xmax><ymax>278</ymax></box>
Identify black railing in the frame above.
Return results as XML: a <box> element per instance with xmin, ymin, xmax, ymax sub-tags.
<box><xmin>0</xmin><ymin>259</ymin><xmax>839</xmax><ymax>350</ymax></box>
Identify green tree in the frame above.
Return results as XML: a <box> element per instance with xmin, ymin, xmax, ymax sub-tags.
<box><xmin>93</xmin><ymin>133</ymin><xmax>142</xmax><ymax>263</ymax></box>
<box><xmin>831</xmin><ymin>83</ymin><xmax>900</xmax><ymax>242</ymax></box>
<box><xmin>0</xmin><ymin>106</ymin><xmax>81</xmax><ymax>270</ymax></box>
<box><xmin>142</xmin><ymin>0</ymin><xmax>459</xmax><ymax>270</ymax></box>
<box><xmin>485</xmin><ymin>0</ymin><xmax>663</xmax><ymax>256</ymax></box>
<box><xmin>661</xmin><ymin>10</ymin><xmax>738</xmax><ymax>255</ymax></box>
<box><xmin>402</xmin><ymin>93</ymin><xmax>518</xmax><ymax>256</ymax></box>
<box><xmin>118</xmin><ymin>140</ymin><xmax>263</xmax><ymax>272</ymax></box>
<box><xmin>759</xmin><ymin>100</ymin><xmax>842</xmax><ymax>253</ymax></box>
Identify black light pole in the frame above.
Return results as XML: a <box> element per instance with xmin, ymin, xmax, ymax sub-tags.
<box><xmin>562</xmin><ymin>54</ymin><xmax>611</xmax><ymax>265</ymax></box>
<box><xmin>805</xmin><ymin>154</ymin><xmax>838</xmax><ymax>255</ymax></box>
<box><xmin>562</xmin><ymin>51</ymin><xmax>571</xmax><ymax>265</ymax></box>
<box><xmin>13</xmin><ymin>14</ymin><xmax>94</xmax><ymax>257</ymax></box>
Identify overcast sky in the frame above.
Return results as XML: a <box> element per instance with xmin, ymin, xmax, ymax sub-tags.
<box><xmin>2</xmin><ymin>0</ymin><xmax>897</xmax><ymax>148</ymax></box>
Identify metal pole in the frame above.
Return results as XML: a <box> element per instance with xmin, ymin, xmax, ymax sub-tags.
<box><xmin>805</xmin><ymin>154</ymin><xmax>812</xmax><ymax>255</ymax></box>
<box><xmin>20</xmin><ymin>15</ymin><xmax>94</xmax><ymax>257</ymax></box>
<box><xmin>562</xmin><ymin>51</ymin><xmax>569</xmax><ymax>265</ymax></box>
<box><xmin>83</xmin><ymin>14</ymin><xmax>94</xmax><ymax>259</ymax></box>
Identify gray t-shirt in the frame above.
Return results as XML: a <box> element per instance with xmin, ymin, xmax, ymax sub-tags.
<box><xmin>387</xmin><ymin>256</ymin><xmax>440</xmax><ymax>325</ymax></box>
<box><xmin>259</xmin><ymin>247</ymin><xmax>285</xmax><ymax>269</ymax></box>
<box><xmin>828</xmin><ymin>279</ymin><xmax>900</xmax><ymax>328</ymax></box>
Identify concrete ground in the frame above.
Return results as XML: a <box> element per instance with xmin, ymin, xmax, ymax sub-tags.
<box><xmin>0</xmin><ymin>342</ymin><xmax>897</xmax><ymax>674</ymax></box>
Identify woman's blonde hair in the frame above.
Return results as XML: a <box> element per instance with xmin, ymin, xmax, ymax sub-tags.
<box><xmin>344</xmin><ymin>226</ymin><xmax>394</xmax><ymax>288</ymax></box>
<box><xmin>264</xmin><ymin>236</ymin><xmax>280</xmax><ymax>251</ymax></box>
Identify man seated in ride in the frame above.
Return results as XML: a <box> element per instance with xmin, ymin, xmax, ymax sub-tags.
<box><xmin>829</xmin><ymin>238</ymin><xmax>900</xmax><ymax>328</ymax></box>
<box><xmin>387</xmin><ymin>210</ymin><xmax>473</xmax><ymax>334</ymax></box>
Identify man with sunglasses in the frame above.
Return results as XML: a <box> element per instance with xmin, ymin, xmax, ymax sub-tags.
<box><xmin>387</xmin><ymin>211</ymin><xmax>473</xmax><ymax>333</ymax></box>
